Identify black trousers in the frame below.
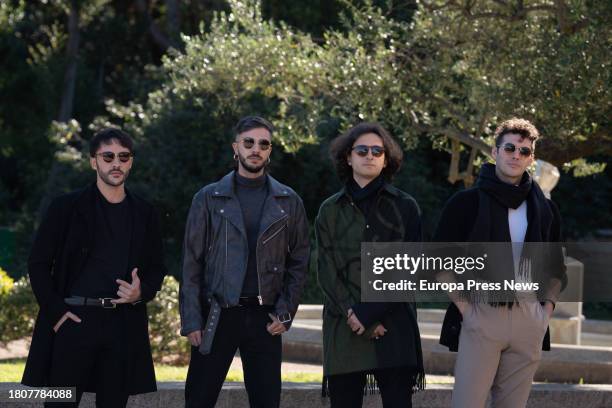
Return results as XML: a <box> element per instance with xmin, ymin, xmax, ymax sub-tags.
<box><xmin>185</xmin><ymin>304</ymin><xmax>282</xmax><ymax>408</ymax></box>
<box><xmin>328</xmin><ymin>366</ymin><xmax>414</xmax><ymax>408</ymax></box>
<box><xmin>44</xmin><ymin>306</ymin><xmax>129</xmax><ymax>408</ymax></box>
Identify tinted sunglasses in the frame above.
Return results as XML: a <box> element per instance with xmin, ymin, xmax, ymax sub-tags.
<box><xmin>497</xmin><ymin>142</ymin><xmax>533</xmax><ymax>157</ymax></box>
<box><xmin>239</xmin><ymin>137</ymin><xmax>272</xmax><ymax>150</ymax></box>
<box><xmin>351</xmin><ymin>145</ymin><xmax>385</xmax><ymax>157</ymax></box>
<box><xmin>96</xmin><ymin>152</ymin><xmax>134</xmax><ymax>163</ymax></box>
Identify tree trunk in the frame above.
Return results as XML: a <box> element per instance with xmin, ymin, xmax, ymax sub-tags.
<box><xmin>58</xmin><ymin>0</ymin><xmax>80</xmax><ymax>122</ymax></box>
<box><xmin>165</xmin><ymin>0</ymin><xmax>180</xmax><ymax>46</ymax></box>
<box><xmin>37</xmin><ymin>0</ymin><xmax>81</xmax><ymax>218</ymax></box>
<box><xmin>135</xmin><ymin>0</ymin><xmax>174</xmax><ymax>51</ymax></box>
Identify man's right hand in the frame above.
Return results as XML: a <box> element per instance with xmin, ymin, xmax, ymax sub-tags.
<box><xmin>53</xmin><ymin>311</ymin><xmax>81</xmax><ymax>333</ymax></box>
<box><xmin>455</xmin><ymin>301</ymin><xmax>470</xmax><ymax>317</ymax></box>
<box><xmin>187</xmin><ymin>330</ymin><xmax>203</xmax><ymax>347</ymax></box>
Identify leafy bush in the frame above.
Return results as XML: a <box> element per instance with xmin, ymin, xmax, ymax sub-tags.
<box><xmin>147</xmin><ymin>275</ymin><xmax>191</xmax><ymax>365</ymax></box>
<box><xmin>0</xmin><ymin>267</ymin><xmax>37</xmax><ymax>346</ymax></box>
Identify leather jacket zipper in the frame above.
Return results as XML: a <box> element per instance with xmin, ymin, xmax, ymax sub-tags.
<box><xmin>256</xmin><ymin>214</ymin><xmax>289</xmax><ymax>305</ymax></box>
<box><xmin>262</xmin><ymin>222</ymin><xmax>287</xmax><ymax>245</ymax></box>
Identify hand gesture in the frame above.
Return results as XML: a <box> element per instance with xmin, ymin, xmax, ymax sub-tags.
<box><xmin>267</xmin><ymin>313</ymin><xmax>287</xmax><ymax>336</ymax></box>
<box><xmin>347</xmin><ymin>308</ymin><xmax>365</xmax><ymax>335</ymax></box>
<box><xmin>112</xmin><ymin>268</ymin><xmax>141</xmax><ymax>304</ymax></box>
<box><xmin>370</xmin><ymin>323</ymin><xmax>387</xmax><ymax>340</ymax></box>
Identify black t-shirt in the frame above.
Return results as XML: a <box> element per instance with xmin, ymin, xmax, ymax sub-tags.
<box><xmin>70</xmin><ymin>187</ymin><xmax>132</xmax><ymax>298</ymax></box>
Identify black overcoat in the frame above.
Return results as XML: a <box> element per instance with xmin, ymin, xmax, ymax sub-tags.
<box><xmin>21</xmin><ymin>183</ymin><xmax>166</xmax><ymax>394</ymax></box>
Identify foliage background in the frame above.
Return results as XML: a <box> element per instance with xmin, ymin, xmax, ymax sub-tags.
<box><xmin>0</xmin><ymin>0</ymin><xmax>610</xmax><ymax>314</ymax></box>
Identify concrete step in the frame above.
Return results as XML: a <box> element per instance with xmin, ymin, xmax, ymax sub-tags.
<box><xmin>283</xmin><ymin>322</ymin><xmax>612</xmax><ymax>384</ymax></box>
<box><xmin>294</xmin><ymin>305</ymin><xmax>612</xmax><ymax>347</ymax></box>
<box><xmin>2</xmin><ymin>382</ymin><xmax>611</xmax><ymax>408</ymax></box>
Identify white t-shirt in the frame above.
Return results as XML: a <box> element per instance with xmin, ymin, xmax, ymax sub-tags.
<box><xmin>508</xmin><ymin>201</ymin><xmax>532</xmax><ymax>288</ymax></box>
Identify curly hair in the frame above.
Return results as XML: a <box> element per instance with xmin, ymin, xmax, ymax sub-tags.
<box><xmin>494</xmin><ymin>117</ymin><xmax>540</xmax><ymax>148</ymax></box>
<box><xmin>329</xmin><ymin>122</ymin><xmax>403</xmax><ymax>182</ymax></box>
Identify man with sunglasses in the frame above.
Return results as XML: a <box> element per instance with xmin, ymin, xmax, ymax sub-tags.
<box><xmin>180</xmin><ymin>116</ymin><xmax>310</xmax><ymax>407</ymax></box>
<box><xmin>435</xmin><ymin>118</ymin><xmax>566</xmax><ymax>408</ymax></box>
<box><xmin>316</xmin><ymin>122</ymin><xmax>425</xmax><ymax>407</ymax></box>
<box><xmin>22</xmin><ymin>128</ymin><xmax>167</xmax><ymax>407</ymax></box>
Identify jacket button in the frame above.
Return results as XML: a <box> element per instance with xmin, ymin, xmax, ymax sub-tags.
<box><xmin>274</xmin><ymin>267</ymin><xmax>278</xmax><ymax>271</ymax></box>
<box><xmin>214</xmin><ymin>191</ymin><xmax>219</xmax><ymax>195</ymax></box>
<box><xmin>220</xmin><ymin>209</ymin><xmax>224</xmax><ymax>213</ymax></box>
<box><xmin>366</xmin><ymin>224</ymin><xmax>370</xmax><ymax>229</ymax></box>
<box><xmin>280</xmin><ymin>209</ymin><xmax>285</xmax><ymax>213</ymax></box>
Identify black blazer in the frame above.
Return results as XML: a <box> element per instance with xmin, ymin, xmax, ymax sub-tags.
<box><xmin>22</xmin><ymin>183</ymin><xmax>166</xmax><ymax>394</ymax></box>
<box><xmin>434</xmin><ymin>188</ymin><xmax>565</xmax><ymax>352</ymax></box>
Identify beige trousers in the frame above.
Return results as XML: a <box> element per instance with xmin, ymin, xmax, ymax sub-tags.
<box><xmin>451</xmin><ymin>301</ymin><xmax>549</xmax><ymax>408</ymax></box>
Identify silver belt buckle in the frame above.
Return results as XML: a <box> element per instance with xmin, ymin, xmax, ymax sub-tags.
<box><xmin>100</xmin><ymin>298</ymin><xmax>116</xmax><ymax>309</ymax></box>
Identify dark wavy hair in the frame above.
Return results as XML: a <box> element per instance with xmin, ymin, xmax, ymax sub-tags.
<box><xmin>233</xmin><ymin>116</ymin><xmax>274</xmax><ymax>138</ymax></box>
<box><xmin>329</xmin><ymin>122</ymin><xmax>403</xmax><ymax>182</ymax></box>
<box><xmin>89</xmin><ymin>127</ymin><xmax>134</xmax><ymax>157</ymax></box>
<box><xmin>494</xmin><ymin>117</ymin><xmax>540</xmax><ymax>149</ymax></box>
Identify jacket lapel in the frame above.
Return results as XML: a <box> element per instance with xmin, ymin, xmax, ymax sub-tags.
<box><xmin>212</xmin><ymin>171</ymin><xmax>247</xmax><ymax>240</ymax></box>
<box><xmin>258</xmin><ymin>175</ymin><xmax>290</xmax><ymax>238</ymax></box>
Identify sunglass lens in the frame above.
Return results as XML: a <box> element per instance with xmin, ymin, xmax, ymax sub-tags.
<box><xmin>354</xmin><ymin>146</ymin><xmax>369</xmax><ymax>156</ymax></box>
<box><xmin>503</xmin><ymin>143</ymin><xmax>516</xmax><ymax>153</ymax></box>
<box><xmin>519</xmin><ymin>147</ymin><xmax>532</xmax><ymax>156</ymax></box>
<box><xmin>371</xmin><ymin>146</ymin><xmax>385</xmax><ymax>157</ymax></box>
<box><xmin>102</xmin><ymin>152</ymin><xmax>115</xmax><ymax>162</ymax></box>
<box><xmin>118</xmin><ymin>152</ymin><xmax>132</xmax><ymax>162</ymax></box>
<box><xmin>242</xmin><ymin>138</ymin><xmax>255</xmax><ymax>149</ymax></box>
<box><xmin>259</xmin><ymin>140</ymin><xmax>271</xmax><ymax>150</ymax></box>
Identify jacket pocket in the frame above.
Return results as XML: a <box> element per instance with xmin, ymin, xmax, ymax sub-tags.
<box><xmin>264</xmin><ymin>261</ymin><xmax>285</xmax><ymax>294</ymax></box>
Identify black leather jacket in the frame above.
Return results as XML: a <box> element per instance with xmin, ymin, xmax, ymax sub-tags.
<box><xmin>179</xmin><ymin>171</ymin><xmax>310</xmax><ymax>354</ymax></box>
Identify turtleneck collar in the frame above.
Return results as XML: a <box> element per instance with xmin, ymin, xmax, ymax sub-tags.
<box><xmin>234</xmin><ymin>172</ymin><xmax>267</xmax><ymax>189</ymax></box>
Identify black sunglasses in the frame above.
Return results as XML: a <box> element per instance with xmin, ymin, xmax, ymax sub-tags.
<box><xmin>96</xmin><ymin>152</ymin><xmax>134</xmax><ymax>163</ymax></box>
<box><xmin>239</xmin><ymin>137</ymin><xmax>272</xmax><ymax>150</ymax></box>
<box><xmin>351</xmin><ymin>145</ymin><xmax>385</xmax><ymax>157</ymax></box>
<box><xmin>497</xmin><ymin>143</ymin><xmax>533</xmax><ymax>157</ymax></box>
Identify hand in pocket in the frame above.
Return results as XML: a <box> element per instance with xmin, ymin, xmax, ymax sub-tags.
<box><xmin>53</xmin><ymin>311</ymin><xmax>81</xmax><ymax>332</ymax></box>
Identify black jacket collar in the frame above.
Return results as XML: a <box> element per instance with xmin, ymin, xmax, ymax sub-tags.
<box><xmin>213</xmin><ymin>170</ymin><xmax>290</xmax><ymax>199</ymax></box>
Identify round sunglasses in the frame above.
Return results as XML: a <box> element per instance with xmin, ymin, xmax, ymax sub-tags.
<box><xmin>238</xmin><ymin>137</ymin><xmax>272</xmax><ymax>151</ymax></box>
<box><xmin>497</xmin><ymin>142</ymin><xmax>533</xmax><ymax>157</ymax></box>
<box><xmin>95</xmin><ymin>152</ymin><xmax>134</xmax><ymax>163</ymax></box>
<box><xmin>351</xmin><ymin>145</ymin><xmax>385</xmax><ymax>157</ymax></box>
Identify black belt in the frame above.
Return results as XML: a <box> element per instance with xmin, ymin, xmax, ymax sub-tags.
<box><xmin>238</xmin><ymin>296</ymin><xmax>262</xmax><ymax>306</ymax></box>
<box><xmin>64</xmin><ymin>296</ymin><xmax>117</xmax><ymax>309</ymax></box>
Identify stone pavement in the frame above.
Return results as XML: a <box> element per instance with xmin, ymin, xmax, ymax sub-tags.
<box><xmin>2</xmin><ymin>382</ymin><xmax>612</xmax><ymax>408</ymax></box>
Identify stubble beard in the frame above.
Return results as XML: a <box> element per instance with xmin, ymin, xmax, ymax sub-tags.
<box><xmin>238</xmin><ymin>152</ymin><xmax>267</xmax><ymax>174</ymax></box>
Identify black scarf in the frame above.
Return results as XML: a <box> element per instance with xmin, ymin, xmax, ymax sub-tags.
<box><xmin>346</xmin><ymin>175</ymin><xmax>385</xmax><ymax>217</ymax></box>
<box><xmin>468</xmin><ymin>163</ymin><xmax>554</xmax><ymax>304</ymax></box>
<box><xmin>470</xmin><ymin>163</ymin><xmax>553</xmax><ymax>242</ymax></box>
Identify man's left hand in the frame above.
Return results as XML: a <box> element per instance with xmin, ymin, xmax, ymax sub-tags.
<box><xmin>543</xmin><ymin>301</ymin><xmax>554</xmax><ymax>319</ymax></box>
<box><xmin>267</xmin><ymin>313</ymin><xmax>287</xmax><ymax>336</ymax></box>
<box><xmin>112</xmin><ymin>268</ymin><xmax>141</xmax><ymax>304</ymax></box>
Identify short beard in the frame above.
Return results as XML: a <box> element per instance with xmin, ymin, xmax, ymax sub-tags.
<box><xmin>99</xmin><ymin>168</ymin><xmax>129</xmax><ymax>187</ymax></box>
<box><xmin>238</xmin><ymin>152</ymin><xmax>267</xmax><ymax>174</ymax></box>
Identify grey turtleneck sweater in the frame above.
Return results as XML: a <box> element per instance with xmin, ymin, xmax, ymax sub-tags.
<box><xmin>234</xmin><ymin>172</ymin><xmax>269</xmax><ymax>296</ymax></box>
